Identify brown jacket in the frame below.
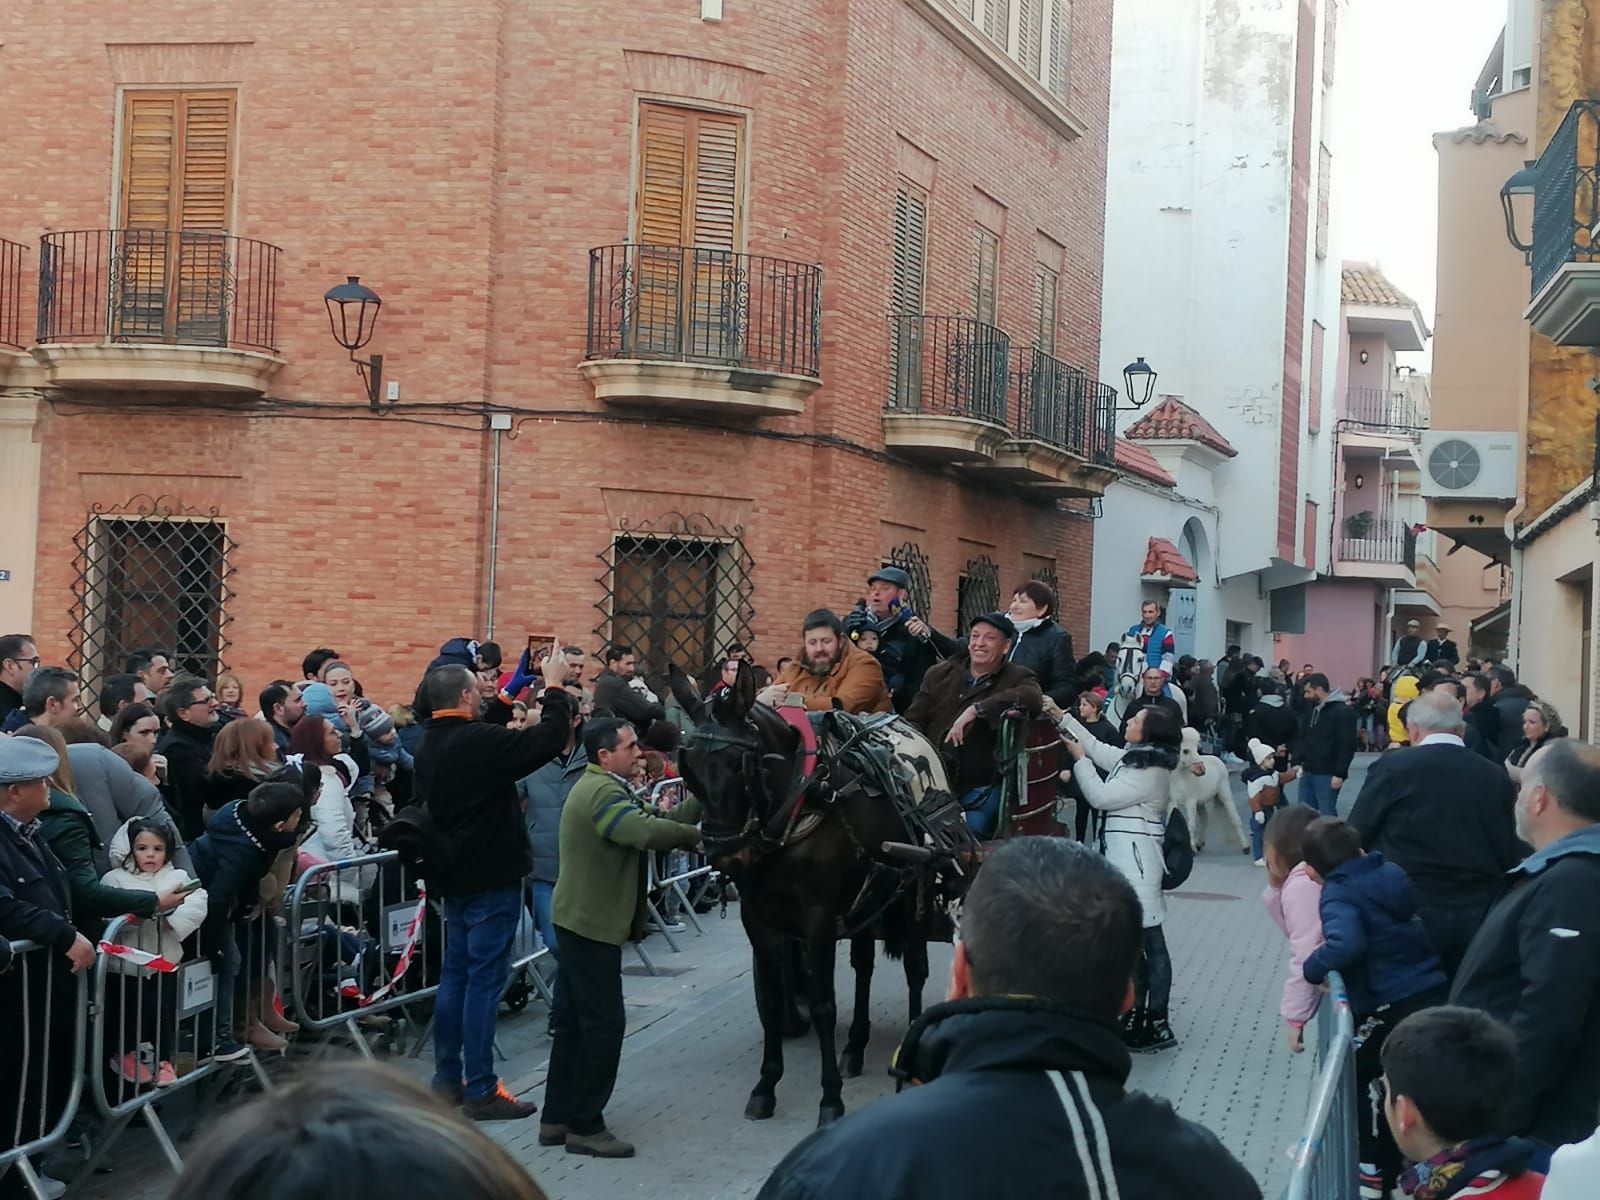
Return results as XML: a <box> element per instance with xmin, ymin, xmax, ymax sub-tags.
<box><xmin>905</xmin><ymin>656</ymin><xmax>1043</xmax><ymax>790</ymax></box>
<box><xmin>775</xmin><ymin>643</ymin><xmax>893</xmax><ymax>714</ymax></box>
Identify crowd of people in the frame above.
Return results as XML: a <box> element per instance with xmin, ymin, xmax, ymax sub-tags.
<box><xmin>3</xmin><ymin>582</ymin><xmax>1599</xmax><ymax>1200</ymax></box>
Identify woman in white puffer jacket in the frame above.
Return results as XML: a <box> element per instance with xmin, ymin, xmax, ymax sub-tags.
<box><xmin>1053</xmin><ymin>699</ymin><xmax>1183</xmax><ymax>1055</ymax></box>
<box><xmin>288</xmin><ymin>716</ymin><xmax>376</xmax><ymax>908</ymax></box>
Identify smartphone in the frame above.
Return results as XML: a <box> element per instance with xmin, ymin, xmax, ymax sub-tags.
<box><xmin>526</xmin><ymin>632</ymin><xmax>557</xmax><ymax>663</ymax></box>
<box><xmin>178</xmin><ymin>878</ymin><xmax>204</xmax><ymax>894</ymax></box>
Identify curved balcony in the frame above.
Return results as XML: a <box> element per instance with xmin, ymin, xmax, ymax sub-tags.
<box><xmin>32</xmin><ymin>228</ymin><xmax>284</xmax><ymax>393</ymax></box>
<box><xmin>0</xmin><ymin>238</ymin><xmax>27</xmax><ymax>383</ymax></box>
<box><xmin>582</xmin><ymin>244</ymin><xmax>822</xmax><ymax>418</ymax></box>
<box><xmin>987</xmin><ymin>350</ymin><xmax>1118</xmax><ymax>496</ymax></box>
<box><xmin>882</xmin><ymin>314</ymin><xmax>1010</xmax><ymax>462</ymax></box>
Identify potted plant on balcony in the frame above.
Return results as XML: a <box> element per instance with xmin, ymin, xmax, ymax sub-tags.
<box><xmin>1344</xmin><ymin>509</ymin><xmax>1375</xmax><ymax>540</ymax></box>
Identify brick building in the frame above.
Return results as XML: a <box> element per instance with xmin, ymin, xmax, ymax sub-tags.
<box><xmin>0</xmin><ymin>0</ymin><xmax>1116</xmax><ymax>701</ymax></box>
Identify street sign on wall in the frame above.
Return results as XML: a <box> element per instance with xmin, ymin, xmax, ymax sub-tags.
<box><xmin>1169</xmin><ymin>588</ymin><xmax>1198</xmax><ymax>658</ymax></box>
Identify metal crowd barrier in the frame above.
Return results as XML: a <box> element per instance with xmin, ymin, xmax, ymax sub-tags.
<box><xmin>631</xmin><ymin>778</ymin><xmax>720</xmax><ymax>974</ymax></box>
<box><xmin>0</xmin><ymin>941</ymin><xmax>87</xmax><ymax>1200</ymax></box>
<box><xmin>81</xmin><ymin>912</ymin><xmax>276</xmax><ymax>1182</ymax></box>
<box><xmin>1282</xmin><ymin>971</ymin><xmax>1359</xmax><ymax>1200</ymax></box>
<box><xmin>286</xmin><ymin>849</ymin><xmax>442</xmax><ymax>1057</ymax></box>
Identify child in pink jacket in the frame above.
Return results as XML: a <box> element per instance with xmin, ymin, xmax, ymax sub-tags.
<box><xmin>1261</xmin><ymin>805</ymin><xmax>1325</xmax><ymax>1053</ymax></box>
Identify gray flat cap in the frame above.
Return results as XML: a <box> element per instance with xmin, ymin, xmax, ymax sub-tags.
<box><xmin>0</xmin><ymin>736</ymin><xmax>60</xmax><ymax>785</ymax></box>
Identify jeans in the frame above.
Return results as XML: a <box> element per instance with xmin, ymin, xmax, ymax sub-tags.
<box><xmin>433</xmin><ymin>886</ymin><xmax>523</xmax><ymax>1102</ymax></box>
<box><xmin>1133</xmin><ymin>925</ymin><xmax>1172</xmax><ymax>1013</ymax></box>
<box><xmin>1353</xmin><ymin>988</ymin><xmax>1446</xmax><ymax>1195</ymax></box>
<box><xmin>529</xmin><ymin>880</ymin><xmax>558</xmax><ymax>956</ymax></box>
<box><xmin>959</xmin><ymin>784</ymin><xmax>1001</xmax><ymax>838</ymax></box>
<box><xmin>1301</xmin><ymin>773</ymin><xmax>1338</xmax><ymax>817</ymax></box>
<box><xmin>1250</xmin><ymin>802</ymin><xmax>1284</xmax><ymax>860</ymax></box>
<box><xmin>543</xmin><ymin>924</ymin><xmax>626</xmax><ymax>1136</ymax></box>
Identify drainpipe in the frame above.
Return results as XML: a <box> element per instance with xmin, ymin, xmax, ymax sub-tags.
<box><xmin>485</xmin><ymin>414</ymin><xmax>513</xmax><ymax>638</ymax></box>
<box><xmin>1503</xmin><ymin>498</ymin><xmax>1527</xmax><ymax>674</ymax></box>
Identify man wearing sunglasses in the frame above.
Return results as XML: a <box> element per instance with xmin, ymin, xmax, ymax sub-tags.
<box><xmin>0</xmin><ymin>633</ymin><xmax>39</xmax><ymax>728</ymax></box>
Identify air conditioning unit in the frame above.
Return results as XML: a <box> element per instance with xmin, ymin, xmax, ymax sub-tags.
<box><xmin>1419</xmin><ymin>432</ymin><xmax>1519</xmax><ymax>500</ymax></box>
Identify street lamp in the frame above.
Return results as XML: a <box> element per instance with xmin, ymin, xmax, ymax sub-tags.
<box><xmin>324</xmin><ymin>276</ymin><xmax>386</xmax><ymax>411</ymax></box>
<box><xmin>1499</xmin><ymin>160</ymin><xmax>1538</xmax><ymax>253</ymax></box>
<box><xmin>1122</xmin><ymin>356</ymin><xmax>1158</xmax><ymax>410</ymax></box>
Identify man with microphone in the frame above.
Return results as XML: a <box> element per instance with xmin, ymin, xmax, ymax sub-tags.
<box><xmin>861</xmin><ymin>567</ymin><xmax>959</xmax><ymax>714</ymax></box>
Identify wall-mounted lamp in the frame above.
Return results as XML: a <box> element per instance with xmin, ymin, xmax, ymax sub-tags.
<box><xmin>1121</xmin><ymin>356</ymin><xmax>1158</xmax><ymax>410</ymax></box>
<box><xmin>1499</xmin><ymin>159</ymin><xmax>1538</xmax><ymax>253</ymax></box>
<box><xmin>324</xmin><ymin>276</ymin><xmax>387</xmax><ymax>411</ymax></box>
<box><xmin>1359</xmin><ymin>349</ymin><xmax>1369</xmax><ymax>365</ymax></box>
<box><xmin>1354</xmin><ymin>473</ymin><xmax>1365</xmax><ymax>489</ymax></box>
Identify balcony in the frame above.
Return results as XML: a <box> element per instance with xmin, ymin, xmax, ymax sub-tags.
<box><xmin>581</xmin><ymin>244</ymin><xmax>822</xmax><ymax>417</ymax></box>
<box><xmin>1334</xmin><ymin>517</ymin><xmax>1417</xmax><ymax>584</ymax></box>
<box><xmin>881</xmin><ymin>314</ymin><xmax>1010</xmax><ymax>462</ymax></box>
<box><xmin>1525</xmin><ymin>101</ymin><xmax>1600</xmax><ymax>347</ymax></box>
<box><xmin>976</xmin><ymin>349</ymin><xmax>1118</xmax><ymax>496</ymax></box>
<box><xmin>1339</xmin><ymin>387</ymin><xmax>1428</xmax><ymax>440</ymax></box>
<box><xmin>0</xmin><ymin>238</ymin><xmax>26</xmax><ymax>383</ymax></box>
<box><xmin>33</xmin><ymin>229</ymin><xmax>283</xmax><ymax>393</ymax></box>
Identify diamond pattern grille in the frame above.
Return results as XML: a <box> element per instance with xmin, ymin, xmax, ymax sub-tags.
<box><xmin>69</xmin><ymin>495</ymin><xmax>235</xmax><ymax>694</ymax></box>
<box><xmin>957</xmin><ymin>553</ymin><xmax>1000</xmax><ymax>635</ymax></box>
<box><xmin>884</xmin><ymin>541</ymin><xmax>932</xmax><ymax>620</ymax></box>
<box><xmin>594</xmin><ymin>512</ymin><xmax>755</xmax><ymax>676</ymax></box>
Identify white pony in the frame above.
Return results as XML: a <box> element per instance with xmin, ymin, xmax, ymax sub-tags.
<box><xmin>1171</xmin><ymin>727</ymin><xmax>1249</xmax><ymax>854</ymax></box>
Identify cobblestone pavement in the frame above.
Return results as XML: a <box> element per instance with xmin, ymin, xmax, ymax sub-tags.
<box><xmin>68</xmin><ymin>755</ymin><xmax>1375</xmax><ymax>1199</ymax></box>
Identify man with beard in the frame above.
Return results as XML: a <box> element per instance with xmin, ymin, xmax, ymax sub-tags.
<box><xmin>862</xmin><ymin>567</ymin><xmax>959</xmax><ymax>714</ymax></box>
<box><xmin>760</xmin><ymin>609</ymin><xmax>891</xmax><ymax>714</ymax></box>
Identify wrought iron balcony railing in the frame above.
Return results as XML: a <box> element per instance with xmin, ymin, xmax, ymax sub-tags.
<box><xmin>887</xmin><ymin>314</ymin><xmax>1010</xmax><ymax>425</ymax></box>
<box><xmin>1339</xmin><ymin>519</ymin><xmax>1417</xmax><ymax>571</ymax></box>
<box><xmin>1341</xmin><ymin>387</ymin><xmax>1428</xmax><ymax>434</ymax></box>
<box><xmin>36</xmin><ymin>229</ymin><xmax>281</xmax><ymax>353</ymax></box>
<box><xmin>586</xmin><ymin>244</ymin><xmax>822</xmax><ymax>378</ymax></box>
<box><xmin>1530</xmin><ymin>99</ymin><xmax>1600</xmax><ymax>296</ymax></box>
<box><xmin>0</xmin><ymin>238</ymin><xmax>24</xmax><ymax>350</ymax></box>
<box><xmin>1014</xmin><ymin>347</ymin><xmax>1117</xmax><ymax>464</ymax></box>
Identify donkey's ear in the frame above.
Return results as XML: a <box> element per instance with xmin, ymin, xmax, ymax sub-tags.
<box><xmin>725</xmin><ymin>658</ymin><xmax>757</xmax><ymax>723</ymax></box>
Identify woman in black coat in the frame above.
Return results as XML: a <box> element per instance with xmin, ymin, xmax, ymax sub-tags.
<box><xmin>1005</xmin><ymin>580</ymin><xmax>1077</xmax><ymax>705</ymax></box>
<box><xmin>1504</xmin><ymin>699</ymin><xmax>1566</xmax><ymax>783</ymax></box>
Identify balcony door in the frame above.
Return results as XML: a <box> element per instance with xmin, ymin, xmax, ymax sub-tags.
<box><xmin>116</xmin><ymin>90</ymin><xmax>236</xmax><ymax>345</ymax></box>
<box><xmin>632</xmin><ymin>103</ymin><xmax>745</xmax><ymax>362</ymax></box>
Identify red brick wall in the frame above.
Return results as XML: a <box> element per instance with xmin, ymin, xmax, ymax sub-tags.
<box><xmin>1278</xmin><ymin>0</ymin><xmax>1317</xmax><ymax>560</ymax></box>
<box><xmin>0</xmin><ymin>0</ymin><xmax>1112</xmax><ymax>699</ymax></box>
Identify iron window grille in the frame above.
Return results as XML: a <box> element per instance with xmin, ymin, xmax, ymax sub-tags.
<box><xmin>957</xmin><ymin>554</ymin><xmax>1000</xmax><ymax>635</ymax></box>
<box><xmin>884</xmin><ymin>541</ymin><xmax>933</xmax><ymax>620</ymax></box>
<box><xmin>69</xmin><ymin>496</ymin><xmax>236</xmax><ymax>696</ymax></box>
<box><xmin>594</xmin><ymin>513</ymin><xmax>755</xmax><ymax>678</ymax></box>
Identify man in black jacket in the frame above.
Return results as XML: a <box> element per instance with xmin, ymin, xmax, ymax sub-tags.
<box><xmin>1350</xmin><ymin>691</ymin><xmax>1522</xmax><ymax>981</ymax></box>
<box><xmin>593</xmin><ymin>644</ymin><xmax>665</xmax><ymax>734</ymax></box>
<box><xmin>1452</xmin><ymin>738</ymin><xmax>1600</xmax><ymax>1149</ymax></box>
<box><xmin>153</xmin><ymin>675</ymin><xmax>219</xmax><ymax>840</ymax></box>
<box><xmin>1118</xmin><ymin>666</ymin><xmax>1182</xmax><ymax>739</ymax></box>
<box><xmin>1296</xmin><ymin>673</ymin><xmax>1356</xmax><ymax>816</ymax></box>
<box><xmin>757</xmin><ymin>837</ymin><xmax>1259</xmax><ymax>1200</ymax></box>
<box><xmin>416</xmin><ymin>656</ymin><xmax>573</xmax><ymax>1121</ymax></box>
<box><xmin>864</xmin><ymin>566</ymin><xmax>960</xmax><ymax>713</ymax></box>
<box><xmin>1487</xmin><ymin>666</ymin><xmax>1530</xmax><ymax>762</ymax></box>
<box><xmin>1463</xmin><ymin>672</ymin><xmax>1502</xmax><ymax>762</ymax></box>
<box><xmin>0</xmin><ymin>634</ymin><xmax>38</xmax><ymax>729</ymax></box>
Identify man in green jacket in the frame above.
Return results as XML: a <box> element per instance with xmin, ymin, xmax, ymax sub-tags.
<box><xmin>543</xmin><ymin>717</ymin><xmax>700</xmax><ymax>1159</ymax></box>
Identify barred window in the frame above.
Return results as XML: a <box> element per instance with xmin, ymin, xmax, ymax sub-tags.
<box><xmin>957</xmin><ymin>553</ymin><xmax>1000</xmax><ymax>635</ymax></box>
<box><xmin>884</xmin><ymin>541</ymin><xmax>933</xmax><ymax>620</ymax></box>
<box><xmin>595</xmin><ymin>513</ymin><xmax>754</xmax><ymax>676</ymax></box>
<box><xmin>70</xmin><ymin>497</ymin><xmax>235</xmax><ymax>695</ymax></box>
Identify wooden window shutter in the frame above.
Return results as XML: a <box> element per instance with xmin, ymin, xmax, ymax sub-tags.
<box><xmin>972</xmin><ymin>226</ymin><xmax>999</xmax><ymax>325</ymax></box>
<box><xmin>1034</xmin><ymin>263</ymin><xmax>1059</xmax><ymax>357</ymax></box>
<box><xmin>118</xmin><ymin>90</ymin><xmax>235</xmax><ymax>232</ymax></box>
<box><xmin>634</xmin><ymin>102</ymin><xmax>744</xmax><ymax>250</ymax></box>
<box><xmin>1047</xmin><ymin>0</ymin><xmax>1073</xmax><ymax>100</ymax></box>
<box><xmin>891</xmin><ymin>184</ymin><xmax>928</xmax><ymax>405</ymax></box>
<box><xmin>121</xmin><ymin>94</ymin><xmax>180</xmax><ymax>231</ymax></box>
<box><xmin>1018</xmin><ymin>0</ymin><xmax>1044</xmax><ymax>77</ymax></box>
<box><xmin>178</xmin><ymin>92</ymin><xmax>235</xmax><ymax>232</ymax></box>
<box><xmin>983</xmin><ymin>0</ymin><xmax>1011</xmax><ymax>46</ymax></box>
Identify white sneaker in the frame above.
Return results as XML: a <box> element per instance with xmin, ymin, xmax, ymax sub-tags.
<box><xmin>1254</xmin><ymin>858</ymin><xmax>1266</xmax><ymax>867</ymax></box>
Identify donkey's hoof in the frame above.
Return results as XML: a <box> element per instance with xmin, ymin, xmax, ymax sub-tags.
<box><xmin>817</xmin><ymin>1102</ymin><xmax>845</xmax><ymax>1128</ymax></box>
<box><xmin>839</xmin><ymin>1051</ymin><xmax>864</xmax><ymax>1078</ymax></box>
<box><xmin>745</xmin><ymin>1093</ymin><xmax>777</xmax><ymax>1121</ymax></box>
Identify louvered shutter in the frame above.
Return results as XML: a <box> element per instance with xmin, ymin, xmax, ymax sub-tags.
<box><xmin>890</xmin><ymin>186</ymin><xmax>927</xmax><ymax>407</ymax></box>
<box><xmin>972</xmin><ymin>227</ymin><xmax>999</xmax><ymax>325</ymax></box>
<box><xmin>637</xmin><ymin>103</ymin><xmax>690</xmax><ymax>246</ymax></box>
<box><xmin>175</xmin><ymin>93</ymin><xmax>235</xmax><ymax>344</ymax></box>
<box><xmin>1018</xmin><ymin>0</ymin><xmax>1044</xmax><ymax>77</ymax></box>
<box><xmin>1047</xmin><ymin>0</ymin><xmax>1072</xmax><ymax>99</ymax></box>
<box><xmin>983</xmin><ymin>0</ymin><xmax>1012</xmax><ymax>46</ymax></box>
<box><xmin>1034</xmin><ymin>263</ymin><xmax>1058</xmax><ymax>356</ymax></box>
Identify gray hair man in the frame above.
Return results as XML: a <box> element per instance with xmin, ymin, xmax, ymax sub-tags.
<box><xmin>1453</xmin><ymin>739</ymin><xmax>1600</xmax><ymax>1147</ymax></box>
<box><xmin>1349</xmin><ymin>690</ymin><xmax>1523</xmax><ymax>980</ymax></box>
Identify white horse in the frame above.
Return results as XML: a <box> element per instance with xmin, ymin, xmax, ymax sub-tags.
<box><xmin>1111</xmin><ymin>636</ymin><xmax>1188</xmax><ymax>728</ymax></box>
<box><xmin>1172</xmin><ymin>727</ymin><xmax>1250</xmax><ymax>854</ymax></box>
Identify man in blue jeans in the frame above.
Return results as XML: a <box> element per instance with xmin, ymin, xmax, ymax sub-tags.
<box><xmin>415</xmin><ymin>652</ymin><xmax>573</xmax><ymax>1120</ymax></box>
<box><xmin>1296</xmin><ymin>672</ymin><xmax>1356</xmax><ymax>817</ymax></box>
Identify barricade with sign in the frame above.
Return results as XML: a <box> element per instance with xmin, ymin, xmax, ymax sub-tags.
<box><xmin>287</xmin><ymin>849</ymin><xmax>441</xmax><ymax>1054</ymax></box>
<box><xmin>0</xmin><ymin>940</ymin><xmax>87</xmax><ymax>1200</ymax></box>
<box><xmin>1282</xmin><ymin>971</ymin><xmax>1359</xmax><ymax>1200</ymax></box>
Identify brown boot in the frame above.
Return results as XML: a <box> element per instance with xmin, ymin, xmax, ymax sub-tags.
<box><xmin>565</xmin><ymin>1129</ymin><xmax>635</xmax><ymax>1158</ymax></box>
<box><xmin>257</xmin><ymin>980</ymin><xmax>299</xmax><ymax>1035</ymax></box>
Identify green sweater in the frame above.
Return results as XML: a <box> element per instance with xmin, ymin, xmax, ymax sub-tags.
<box><xmin>551</xmin><ymin>765</ymin><xmax>701</xmax><ymax>946</ymax></box>
<box><xmin>39</xmin><ymin>790</ymin><xmax>161</xmax><ymax>929</ymax></box>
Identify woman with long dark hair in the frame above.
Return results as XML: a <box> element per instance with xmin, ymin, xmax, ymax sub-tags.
<box><xmin>1055</xmin><ymin>701</ymin><xmax>1183</xmax><ymax>1053</ymax></box>
<box><xmin>288</xmin><ymin>715</ymin><xmax>373</xmax><ymax>904</ymax></box>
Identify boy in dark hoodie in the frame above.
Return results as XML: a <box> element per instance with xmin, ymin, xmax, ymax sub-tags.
<box><xmin>1302</xmin><ymin>817</ymin><xmax>1448</xmax><ymax>1200</ymax></box>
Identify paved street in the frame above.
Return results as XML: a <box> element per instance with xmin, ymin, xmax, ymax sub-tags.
<box><xmin>71</xmin><ymin>755</ymin><xmax>1374</xmax><ymax>1199</ymax></box>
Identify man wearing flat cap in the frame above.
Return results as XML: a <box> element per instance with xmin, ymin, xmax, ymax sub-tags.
<box><xmin>862</xmin><ymin>566</ymin><xmax>960</xmax><ymax>714</ymax></box>
<box><xmin>0</xmin><ymin>734</ymin><xmax>96</xmax><ymax>1186</ymax></box>
<box><xmin>906</xmin><ymin>612</ymin><xmax>1043</xmax><ymax>838</ymax></box>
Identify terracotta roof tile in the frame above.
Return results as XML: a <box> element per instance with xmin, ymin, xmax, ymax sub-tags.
<box><xmin>1430</xmin><ymin>121</ymin><xmax>1527</xmax><ymax>147</ymax></box>
<box><xmin>1341</xmin><ymin>262</ymin><xmax>1418</xmax><ymax>309</ymax></box>
<box><xmin>1113</xmin><ymin>437</ymin><xmax>1176</xmax><ymax>487</ymax></box>
<box><xmin>1123</xmin><ymin>397</ymin><xmax>1238</xmax><ymax>458</ymax></box>
<box><xmin>1142</xmin><ymin>537</ymin><xmax>1199</xmax><ymax>584</ymax></box>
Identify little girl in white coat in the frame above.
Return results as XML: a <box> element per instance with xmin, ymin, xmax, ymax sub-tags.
<box><xmin>1051</xmin><ymin>699</ymin><xmax>1183</xmax><ymax>1054</ymax></box>
<box><xmin>102</xmin><ymin>816</ymin><xmax>209</xmax><ymax>1086</ymax></box>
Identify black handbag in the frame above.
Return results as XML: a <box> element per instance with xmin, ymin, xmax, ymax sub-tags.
<box><xmin>1161</xmin><ymin>807</ymin><xmax>1195</xmax><ymax>891</ymax></box>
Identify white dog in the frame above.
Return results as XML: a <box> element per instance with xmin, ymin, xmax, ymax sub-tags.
<box><xmin>1171</xmin><ymin>727</ymin><xmax>1250</xmax><ymax>854</ymax></box>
